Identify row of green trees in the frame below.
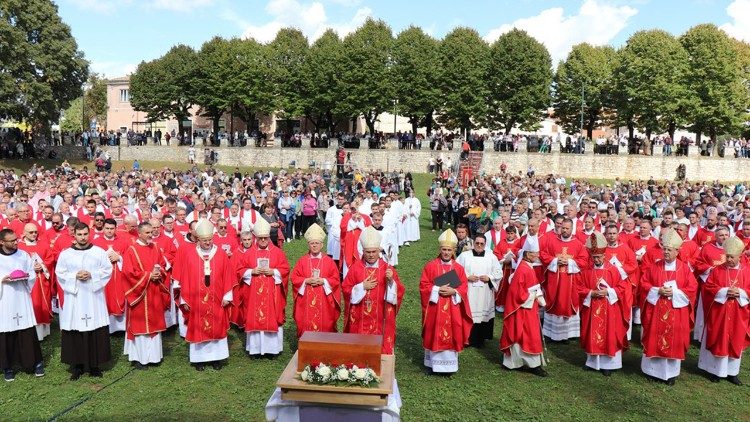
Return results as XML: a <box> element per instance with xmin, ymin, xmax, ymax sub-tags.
<box><xmin>129</xmin><ymin>19</ymin><xmax>749</xmax><ymax>142</ymax></box>
<box><xmin>0</xmin><ymin>0</ymin><xmax>89</xmax><ymax>132</ymax></box>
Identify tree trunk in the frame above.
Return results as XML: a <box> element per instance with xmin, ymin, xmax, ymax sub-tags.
<box><xmin>364</xmin><ymin>114</ymin><xmax>376</xmax><ymax>136</ymax></box>
<box><xmin>425</xmin><ymin>112</ymin><xmax>434</xmax><ymax>136</ymax></box>
<box><xmin>627</xmin><ymin>120</ymin><xmax>635</xmax><ymax>143</ymax></box>
<box><xmin>668</xmin><ymin>120</ymin><xmax>676</xmax><ymax>143</ymax></box>
<box><xmin>212</xmin><ymin>111</ymin><xmax>221</xmax><ymax>142</ymax></box>
<box><xmin>411</xmin><ymin>117</ymin><xmax>418</xmax><ymax>138</ymax></box>
<box><xmin>586</xmin><ymin>119</ymin><xmax>594</xmax><ymax>141</ymax></box>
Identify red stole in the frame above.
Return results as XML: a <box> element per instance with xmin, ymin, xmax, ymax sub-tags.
<box><xmin>702</xmin><ymin>265</ymin><xmax>750</xmax><ymax>358</ymax></box>
<box><xmin>418</xmin><ymin>258</ymin><xmax>472</xmax><ymax>352</ymax></box>
<box><xmin>343</xmin><ymin>259</ymin><xmax>405</xmax><ymax>354</ymax></box>
<box><xmin>121</xmin><ymin>242</ymin><xmax>169</xmax><ymax>339</ymax></box>
<box><xmin>577</xmin><ymin>263</ymin><xmax>630</xmax><ymax>356</ymax></box>
<box><xmin>290</xmin><ymin>253</ymin><xmax>341</xmax><ymax>338</ymax></box>
<box><xmin>237</xmin><ymin>244</ymin><xmax>290</xmax><ymax>332</ymax></box>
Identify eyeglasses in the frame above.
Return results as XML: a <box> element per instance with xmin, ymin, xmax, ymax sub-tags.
<box><xmin>27</xmin><ymin>231</ymin><xmax>38</xmax><ymax>234</ymax></box>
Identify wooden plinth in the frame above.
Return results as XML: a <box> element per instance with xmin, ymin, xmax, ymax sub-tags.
<box><xmin>277</xmin><ymin>352</ymin><xmax>394</xmax><ymax>407</ymax></box>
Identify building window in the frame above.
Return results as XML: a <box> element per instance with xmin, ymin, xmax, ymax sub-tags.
<box><xmin>120</xmin><ymin>89</ymin><xmax>129</xmax><ymax>102</ymax></box>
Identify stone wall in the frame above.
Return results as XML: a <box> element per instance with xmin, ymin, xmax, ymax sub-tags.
<box><xmin>102</xmin><ymin>144</ymin><xmax>748</xmax><ymax>182</ymax></box>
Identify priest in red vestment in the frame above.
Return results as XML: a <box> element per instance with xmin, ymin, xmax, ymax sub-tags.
<box><xmin>675</xmin><ymin>223</ymin><xmax>700</xmax><ymax>269</ymax></box>
<box><xmin>150</xmin><ymin>218</ymin><xmax>179</xmax><ymax>329</ymax></box>
<box><xmin>92</xmin><ymin>218</ymin><xmax>131</xmax><ymax>333</ymax></box>
<box><xmin>698</xmin><ymin>236</ymin><xmax>750</xmax><ymax>385</ymax></box>
<box><xmin>577</xmin><ymin>232</ymin><xmax>630</xmax><ymax>376</ymax></box>
<box><xmin>290</xmin><ymin>223</ymin><xmax>341</xmax><ymax>338</ymax></box>
<box><xmin>693</xmin><ymin>226</ymin><xmax>730</xmax><ymax>342</ymax></box>
<box><xmin>230</xmin><ymin>231</ymin><xmax>254</xmax><ymax>329</ymax></box>
<box><xmin>17</xmin><ymin>223</ymin><xmax>54</xmax><ymax>340</ymax></box>
<box><xmin>343</xmin><ymin>226</ymin><xmax>405</xmax><ymax>355</ymax></box>
<box><xmin>500</xmin><ymin>236</ymin><xmax>547</xmax><ymax>376</ymax></box>
<box><xmin>172</xmin><ymin>219</ymin><xmax>236</xmax><ymax>371</ymax></box>
<box><xmin>419</xmin><ymin>229</ymin><xmax>473</xmax><ymax>374</ymax></box>
<box><xmin>539</xmin><ymin>218</ymin><xmax>588</xmax><ymax>341</ymax></box>
<box><xmin>639</xmin><ymin>229</ymin><xmax>698</xmax><ymax>385</ymax></box>
<box><xmin>236</xmin><ymin>219</ymin><xmax>290</xmax><ymax>357</ymax></box>
<box><xmin>121</xmin><ymin>222</ymin><xmax>169</xmax><ymax>368</ymax></box>
<box><xmin>339</xmin><ymin>210</ymin><xmax>371</xmax><ymax>278</ymax></box>
<box><xmin>492</xmin><ymin>226</ymin><xmax>521</xmax><ymax>312</ymax></box>
<box><xmin>627</xmin><ymin>220</ymin><xmax>659</xmax><ymax>325</ymax></box>
<box><xmin>603</xmin><ymin>224</ymin><xmax>637</xmax><ymax>340</ymax></box>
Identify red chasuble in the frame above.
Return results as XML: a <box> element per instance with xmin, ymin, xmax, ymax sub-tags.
<box><xmin>290</xmin><ymin>253</ymin><xmax>341</xmax><ymax>338</ymax></box>
<box><xmin>342</xmin><ymin>259</ymin><xmax>405</xmax><ymax>354</ymax></box>
<box><xmin>694</xmin><ymin>242</ymin><xmax>726</xmax><ymax>280</ymax></box>
<box><xmin>173</xmin><ymin>246</ymin><xmax>236</xmax><ymax>343</ymax></box>
<box><xmin>93</xmin><ymin>235</ymin><xmax>131</xmax><ymax>317</ymax></box>
<box><xmin>17</xmin><ymin>240</ymin><xmax>54</xmax><ymax>325</ymax></box>
<box><xmin>339</xmin><ymin>213</ymin><xmax>372</xmax><ymax>270</ymax></box>
<box><xmin>577</xmin><ymin>263</ymin><xmax>630</xmax><ymax>356</ymax></box>
<box><xmin>539</xmin><ymin>236</ymin><xmax>588</xmax><ymax>318</ymax></box>
<box><xmin>500</xmin><ymin>260</ymin><xmax>544</xmax><ymax>355</ymax></box>
<box><xmin>229</xmin><ymin>247</ymin><xmax>252</xmax><ymax>328</ymax></box>
<box><xmin>639</xmin><ymin>260</ymin><xmax>698</xmax><ymax>359</ymax></box>
<box><xmin>236</xmin><ymin>244</ymin><xmax>290</xmax><ymax>333</ymax></box>
<box><xmin>121</xmin><ymin>242</ymin><xmax>169</xmax><ymax>339</ymax></box>
<box><xmin>419</xmin><ymin>258</ymin><xmax>473</xmax><ymax>353</ymax></box>
<box><xmin>605</xmin><ymin>243</ymin><xmax>638</xmax><ymax>313</ymax></box>
<box><xmin>493</xmin><ymin>238</ymin><xmax>521</xmax><ymax>309</ymax></box>
<box><xmin>702</xmin><ymin>265</ymin><xmax>750</xmax><ymax>358</ymax></box>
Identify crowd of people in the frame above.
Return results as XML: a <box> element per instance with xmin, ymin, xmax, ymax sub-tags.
<box><xmin>0</xmin><ymin>162</ymin><xmax>747</xmax><ymax>390</ymax></box>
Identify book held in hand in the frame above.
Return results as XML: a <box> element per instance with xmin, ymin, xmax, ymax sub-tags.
<box><xmin>434</xmin><ymin>269</ymin><xmax>461</xmax><ymax>288</ymax></box>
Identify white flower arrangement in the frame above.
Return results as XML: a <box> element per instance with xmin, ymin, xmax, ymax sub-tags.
<box><xmin>298</xmin><ymin>362</ymin><xmax>379</xmax><ymax>387</ymax></box>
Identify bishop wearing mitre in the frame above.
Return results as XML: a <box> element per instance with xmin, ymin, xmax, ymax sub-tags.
<box><xmin>172</xmin><ymin>219</ymin><xmax>236</xmax><ymax>371</ymax></box>
<box><xmin>291</xmin><ymin>223</ymin><xmax>341</xmax><ymax>338</ymax></box>
<box><xmin>577</xmin><ymin>232</ymin><xmax>630</xmax><ymax>376</ymax></box>
<box><xmin>639</xmin><ymin>228</ymin><xmax>698</xmax><ymax>386</ymax></box>
<box><xmin>343</xmin><ymin>226</ymin><xmax>405</xmax><ymax>354</ymax></box>
<box><xmin>236</xmin><ymin>219</ymin><xmax>290</xmax><ymax>357</ymax></box>
<box><xmin>419</xmin><ymin>229</ymin><xmax>473</xmax><ymax>374</ymax></box>
<box><xmin>500</xmin><ymin>236</ymin><xmax>547</xmax><ymax>376</ymax></box>
<box><xmin>698</xmin><ymin>236</ymin><xmax>750</xmax><ymax>386</ymax></box>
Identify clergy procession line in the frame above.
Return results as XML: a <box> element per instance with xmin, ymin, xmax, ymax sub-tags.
<box><xmin>0</xmin><ymin>166</ymin><xmax>748</xmax><ymax>391</ymax></box>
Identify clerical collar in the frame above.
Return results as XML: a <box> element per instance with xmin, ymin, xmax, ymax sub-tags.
<box><xmin>72</xmin><ymin>243</ymin><xmax>93</xmax><ymax>251</ymax></box>
<box><xmin>728</xmin><ymin>263</ymin><xmax>741</xmax><ymax>269</ymax></box>
<box><xmin>335</xmin><ymin>205</ymin><xmax>342</xmax><ymax>209</ymax></box>
<box><xmin>608</xmin><ymin>243</ymin><xmax>618</xmax><ymax>248</ymax></box>
<box><xmin>560</xmin><ymin>236</ymin><xmax>572</xmax><ymax>242</ymax></box>
<box><xmin>365</xmin><ymin>261</ymin><xmax>379</xmax><ymax>268</ymax></box>
<box><xmin>258</xmin><ymin>245</ymin><xmax>268</xmax><ymax>250</ymax></box>
<box><xmin>309</xmin><ymin>253</ymin><xmax>322</xmax><ymax>258</ymax></box>
<box><xmin>198</xmin><ymin>246</ymin><xmax>213</xmax><ymax>254</ymax></box>
<box><xmin>373</xmin><ymin>225</ymin><xmax>383</xmax><ymax>231</ymax></box>
<box><xmin>104</xmin><ymin>235</ymin><xmax>115</xmax><ymax>241</ymax></box>
<box><xmin>472</xmin><ymin>250</ymin><xmax>485</xmax><ymax>257</ymax></box>
<box><xmin>136</xmin><ymin>239</ymin><xmax>149</xmax><ymax>246</ymax></box>
<box><xmin>640</xmin><ymin>235</ymin><xmax>650</xmax><ymax>240</ymax></box>
<box><xmin>440</xmin><ymin>258</ymin><xmax>452</xmax><ymax>264</ymax></box>
<box><xmin>23</xmin><ymin>239</ymin><xmax>36</xmax><ymax>245</ymax></box>
<box><xmin>664</xmin><ymin>259</ymin><xmax>677</xmax><ymax>270</ymax></box>
<box><xmin>0</xmin><ymin>248</ymin><xmax>16</xmax><ymax>256</ymax></box>
<box><xmin>594</xmin><ymin>264</ymin><xmax>604</xmax><ymax>269</ymax></box>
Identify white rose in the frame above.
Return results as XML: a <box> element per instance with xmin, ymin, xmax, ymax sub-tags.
<box><xmin>354</xmin><ymin>368</ymin><xmax>367</xmax><ymax>380</ymax></box>
<box><xmin>300</xmin><ymin>369</ymin><xmax>309</xmax><ymax>381</ymax></box>
<box><xmin>317</xmin><ymin>366</ymin><xmax>331</xmax><ymax>378</ymax></box>
<box><xmin>336</xmin><ymin>368</ymin><xmax>349</xmax><ymax>380</ymax></box>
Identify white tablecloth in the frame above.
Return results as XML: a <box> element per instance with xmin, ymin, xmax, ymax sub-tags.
<box><xmin>265</xmin><ymin>378</ymin><xmax>401</xmax><ymax>422</ymax></box>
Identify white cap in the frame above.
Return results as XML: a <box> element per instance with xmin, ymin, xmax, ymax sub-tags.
<box><xmin>359</xmin><ymin>226</ymin><xmax>382</xmax><ymax>249</ymax></box>
<box><xmin>253</xmin><ymin>218</ymin><xmax>271</xmax><ymax>237</ymax></box>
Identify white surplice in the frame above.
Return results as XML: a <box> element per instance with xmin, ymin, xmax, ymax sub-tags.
<box><xmin>55</xmin><ymin>245</ymin><xmax>113</xmax><ymax>332</ymax></box>
<box><xmin>0</xmin><ymin>249</ymin><xmax>37</xmax><ymax>333</ymax></box>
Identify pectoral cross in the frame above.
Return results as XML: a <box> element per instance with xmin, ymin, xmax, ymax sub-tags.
<box><xmin>557</xmin><ymin>247</ymin><xmax>572</xmax><ymax>260</ymax></box>
<box><xmin>12</xmin><ymin>313</ymin><xmax>23</xmax><ymax>326</ymax></box>
<box><xmin>81</xmin><ymin>314</ymin><xmax>92</xmax><ymax>327</ymax></box>
<box><xmin>365</xmin><ymin>296</ymin><xmax>373</xmax><ymax>314</ymax></box>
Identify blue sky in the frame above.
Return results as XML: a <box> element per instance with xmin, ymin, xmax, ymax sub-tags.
<box><xmin>56</xmin><ymin>0</ymin><xmax>750</xmax><ymax>78</ymax></box>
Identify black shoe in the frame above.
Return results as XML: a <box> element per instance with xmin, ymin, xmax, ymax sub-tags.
<box><xmin>601</xmin><ymin>369</ymin><xmax>612</xmax><ymax>377</ymax></box>
<box><xmin>132</xmin><ymin>362</ymin><xmax>148</xmax><ymax>371</ymax></box>
<box><xmin>211</xmin><ymin>361</ymin><xmax>223</xmax><ymax>370</ymax></box>
<box><xmin>666</xmin><ymin>377</ymin><xmax>676</xmax><ymax>386</ymax></box>
<box><xmin>89</xmin><ymin>368</ymin><xmax>103</xmax><ymax>378</ymax></box>
<box><xmin>581</xmin><ymin>365</ymin><xmax>594</xmax><ymax>371</ymax></box>
<box><xmin>194</xmin><ymin>364</ymin><xmax>205</xmax><ymax>372</ymax></box>
<box><xmin>4</xmin><ymin>369</ymin><xmax>15</xmax><ymax>382</ymax></box>
<box><xmin>70</xmin><ymin>366</ymin><xmax>84</xmax><ymax>381</ymax></box>
<box><xmin>709</xmin><ymin>374</ymin><xmax>721</xmax><ymax>383</ymax></box>
<box><xmin>727</xmin><ymin>376</ymin><xmax>743</xmax><ymax>386</ymax></box>
<box><xmin>34</xmin><ymin>362</ymin><xmax>45</xmax><ymax>378</ymax></box>
<box><xmin>531</xmin><ymin>367</ymin><xmax>548</xmax><ymax>377</ymax></box>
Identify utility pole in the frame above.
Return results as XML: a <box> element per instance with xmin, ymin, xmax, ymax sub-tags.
<box><xmin>579</xmin><ymin>82</ymin><xmax>585</xmax><ymax>137</ymax></box>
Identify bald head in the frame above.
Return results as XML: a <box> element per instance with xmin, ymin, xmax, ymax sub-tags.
<box><xmin>23</xmin><ymin>223</ymin><xmax>39</xmax><ymax>241</ymax></box>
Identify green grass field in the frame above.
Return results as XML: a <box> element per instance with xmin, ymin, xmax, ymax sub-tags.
<box><xmin>0</xmin><ymin>161</ymin><xmax>748</xmax><ymax>421</ymax></box>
